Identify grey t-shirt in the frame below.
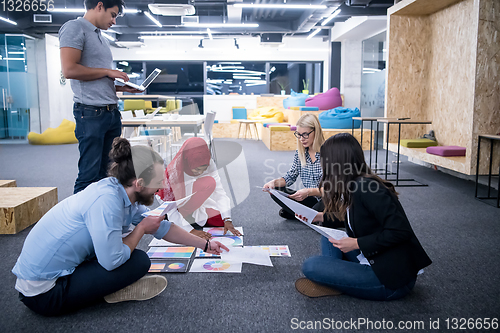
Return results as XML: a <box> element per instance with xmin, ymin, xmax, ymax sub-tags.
<box><xmin>59</xmin><ymin>17</ymin><xmax>118</xmax><ymax>106</ymax></box>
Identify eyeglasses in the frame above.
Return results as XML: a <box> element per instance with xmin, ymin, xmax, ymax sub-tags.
<box><xmin>294</xmin><ymin>129</ymin><xmax>315</xmax><ymax>139</ymax></box>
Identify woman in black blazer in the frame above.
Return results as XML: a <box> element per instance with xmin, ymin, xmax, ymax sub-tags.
<box><xmin>300</xmin><ymin>133</ymin><xmax>432</xmax><ymax>301</ymax></box>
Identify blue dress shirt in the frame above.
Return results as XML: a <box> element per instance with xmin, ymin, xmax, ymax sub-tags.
<box><xmin>12</xmin><ymin>177</ymin><xmax>171</xmax><ymax>281</ymax></box>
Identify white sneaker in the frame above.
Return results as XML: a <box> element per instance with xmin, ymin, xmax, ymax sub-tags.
<box><xmin>104</xmin><ymin>275</ymin><xmax>167</xmax><ymax>304</ymax></box>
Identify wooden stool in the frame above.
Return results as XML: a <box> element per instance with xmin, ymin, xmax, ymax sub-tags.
<box><xmin>0</xmin><ymin>187</ymin><xmax>57</xmax><ymax>234</ymax></box>
<box><xmin>237</xmin><ymin>120</ymin><xmax>259</xmax><ymax>140</ymax></box>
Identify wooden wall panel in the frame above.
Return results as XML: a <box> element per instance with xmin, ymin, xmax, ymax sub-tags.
<box><xmin>472</xmin><ymin>0</ymin><xmax>500</xmax><ymax>174</ymax></box>
<box><xmin>386</xmin><ymin>14</ymin><xmax>431</xmax><ymax>142</ymax></box>
<box><xmin>425</xmin><ymin>0</ymin><xmax>477</xmax><ymax>175</ymax></box>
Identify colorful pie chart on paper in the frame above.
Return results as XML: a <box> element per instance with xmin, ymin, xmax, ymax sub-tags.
<box><xmin>203</xmin><ymin>227</ymin><xmax>244</xmax><ymax>236</ymax></box>
<box><xmin>212</xmin><ymin>236</ymin><xmax>243</xmax><ymax>247</ymax></box>
<box><xmin>168</xmin><ymin>263</ymin><xmax>185</xmax><ymax>270</ymax></box>
<box><xmin>203</xmin><ymin>260</ymin><xmax>231</xmax><ymax>271</ymax></box>
<box><xmin>189</xmin><ymin>258</ymin><xmax>242</xmax><ymax>273</ymax></box>
<box><xmin>148</xmin><ymin>259</ymin><xmax>190</xmax><ymax>273</ymax></box>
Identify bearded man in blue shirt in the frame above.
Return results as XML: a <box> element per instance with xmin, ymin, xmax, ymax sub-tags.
<box><xmin>12</xmin><ymin>138</ymin><xmax>228</xmax><ymax>316</ymax></box>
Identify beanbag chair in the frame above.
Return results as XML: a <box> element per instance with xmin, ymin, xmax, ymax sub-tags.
<box><xmin>305</xmin><ymin>87</ymin><xmax>343</xmax><ymax>110</ymax></box>
<box><xmin>318</xmin><ymin>107</ymin><xmax>361</xmax><ymax>129</ymax></box>
<box><xmin>400</xmin><ymin>139</ymin><xmax>438</xmax><ymax>148</ymax></box>
<box><xmin>426</xmin><ymin>145</ymin><xmax>465</xmax><ymax>156</ymax></box>
<box><xmin>283</xmin><ymin>90</ymin><xmax>309</xmax><ymax>109</ymax></box>
<box><xmin>248</xmin><ymin>107</ymin><xmax>284</xmax><ymax>123</ymax></box>
<box><xmin>28</xmin><ymin>119</ymin><xmax>78</xmax><ymax>145</ymax></box>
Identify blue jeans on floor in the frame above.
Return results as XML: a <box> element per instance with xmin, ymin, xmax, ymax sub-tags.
<box><xmin>73</xmin><ymin>103</ymin><xmax>122</xmax><ymax>194</ymax></box>
<box><xmin>302</xmin><ymin>237</ymin><xmax>416</xmax><ymax>301</ymax></box>
<box><xmin>20</xmin><ymin>250</ymin><xmax>151</xmax><ymax>316</ymax></box>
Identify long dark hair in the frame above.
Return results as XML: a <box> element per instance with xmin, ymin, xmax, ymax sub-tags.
<box><xmin>319</xmin><ymin>133</ymin><xmax>397</xmax><ymax>221</ymax></box>
<box><xmin>108</xmin><ymin>138</ymin><xmax>163</xmax><ymax>187</ymax></box>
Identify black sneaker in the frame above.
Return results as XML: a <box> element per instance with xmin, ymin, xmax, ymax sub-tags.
<box><xmin>279</xmin><ymin>209</ymin><xmax>295</xmax><ymax>219</ymax></box>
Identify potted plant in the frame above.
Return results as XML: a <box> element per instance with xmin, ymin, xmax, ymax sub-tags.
<box><xmin>278</xmin><ymin>81</ymin><xmax>287</xmax><ymax>95</ymax></box>
<box><xmin>302</xmin><ymin>79</ymin><xmax>310</xmax><ymax>95</ymax></box>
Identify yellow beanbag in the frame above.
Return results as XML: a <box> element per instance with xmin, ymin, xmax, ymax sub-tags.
<box><xmin>248</xmin><ymin>106</ymin><xmax>284</xmax><ymax>123</ymax></box>
<box><xmin>28</xmin><ymin>119</ymin><xmax>78</xmax><ymax>145</ymax></box>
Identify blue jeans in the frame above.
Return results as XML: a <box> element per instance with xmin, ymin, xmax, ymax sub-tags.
<box><xmin>20</xmin><ymin>250</ymin><xmax>150</xmax><ymax>316</ymax></box>
<box><xmin>73</xmin><ymin>103</ymin><xmax>122</xmax><ymax>194</ymax></box>
<box><xmin>302</xmin><ymin>237</ymin><xmax>416</xmax><ymax>301</ymax></box>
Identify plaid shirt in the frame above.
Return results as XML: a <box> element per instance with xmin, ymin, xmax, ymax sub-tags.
<box><xmin>283</xmin><ymin>149</ymin><xmax>322</xmax><ymax>189</ymax></box>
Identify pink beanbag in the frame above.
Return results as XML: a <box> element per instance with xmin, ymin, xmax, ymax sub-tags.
<box><xmin>426</xmin><ymin>146</ymin><xmax>466</xmax><ymax>157</ymax></box>
<box><xmin>305</xmin><ymin>87</ymin><xmax>342</xmax><ymax>110</ymax></box>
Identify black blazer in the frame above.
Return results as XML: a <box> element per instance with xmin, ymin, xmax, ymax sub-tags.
<box><xmin>324</xmin><ymin>177</ymin><xmax>432</xmax><ymax>290</ymax></box>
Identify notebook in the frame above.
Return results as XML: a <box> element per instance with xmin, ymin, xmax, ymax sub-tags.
<box><xmin>116</xmin><ymin>68</ymin><xmax>161</xmax><ymax>91</ymax></box>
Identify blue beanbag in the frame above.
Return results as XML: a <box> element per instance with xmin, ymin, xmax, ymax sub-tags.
<box><xmin>283</xmin><ymin>89</ymin><xmax>309</xmax><ymax>109</ymax></box>
<box><xmin>319</xmin><ymin>107</ymin><xmax>361</xmax><ymax>129</ymax></box>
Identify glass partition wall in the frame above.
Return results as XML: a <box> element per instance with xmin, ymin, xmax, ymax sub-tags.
<box><xmin>114</xmin><ymin>60</ymin><xmax>323</xmax><ymax>97</ymax></box>
<box><xmin>0</xmin><ymin>34</ymin><xmax>39</xmax><ymax>142</ymax></box>
<box><xmin>360</xmin><ymin>31</ymin><xmax>387</xmax><ymax>147</ymax></box>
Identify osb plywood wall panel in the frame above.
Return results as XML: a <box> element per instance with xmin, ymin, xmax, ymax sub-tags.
<box><xmin>212</xmin><ymin>123</ymin><xmax>240</xmax><ymax>138</ymax></box>
<box><xmin>472</xmin><ymin>0</ymin><xmax>500</xmax><ymax>175</ymax></box>
<box><xmin>268</xmin><ymin>129</ymin><xmax>373</xmax><ymax>151</ymax></box>
<box><xmin>426</xmin><ymin>0</ymin><xmax>477</xmax><ymax>164</ymax></box>
<box><xmin>389</xmin><ymin>0</ymin><xmax>464</xmax><ymax>15</ymax></box>
<box><xmin>386</xmin><ymin>14</ymin><xmax>431</xmax><ymax>143</ymax></box>
<box><xmin>256</xmin><ymin>96</ymin><xmax>287</xmax><ymax>109</ymax></box>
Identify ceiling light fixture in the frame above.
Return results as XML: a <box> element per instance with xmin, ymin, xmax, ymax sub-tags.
<box><xmin>144</xmin><ymin>11</ymin><xmax>162</xmax><ymax>28</ymax></box>
<box><xmin>183</xmin><ymin>23</ymin><xmax>259</xmax><ymax>28</ymax></box>
<box><xmin>321</xmin><ymin>9</ymin><xmax>341</xmax><ymax>26</ymax></box>
<box><xmin>148</xmin><ymin>4</ymin><xmax>195</xmax><ymax>16</ymax></box>
<box><xmin>0</xmin><ymin>15</ymin><xmax>17</xmax><ymax>25</ymax></box>
<box><xmin>207</xmin><ymin>28</ymin><xmax>213</xmax><ymax>40</ymax></box>
<box><xmin>234</xmin><ymin>4</ymin><xmax>327</xmax><ymax>9</ymax></box>
<box><xmin>306</xmin><ymin>28</ymin><xmax>322</xmax><ymax>40</ymax></box>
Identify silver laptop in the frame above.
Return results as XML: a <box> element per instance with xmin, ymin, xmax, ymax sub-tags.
<box><xmin>116</xmin><ymin>68</ymin><xmax>161</xmax><ymax>91</ymax></box>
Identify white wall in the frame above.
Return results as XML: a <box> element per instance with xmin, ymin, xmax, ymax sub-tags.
<box><xmin>340</xmin><ymin>40</ymin><xmax>362</xmax><ymax>108</ymax></box>
<box><xmin>111</xmin><ymin>37</ymin><xmax>330</xmax><ymax>92</ymax></box>
<box><xmin>38</xmin><ymin>34</ymin><xmax>74</xmax><ymax>132</ymax></box>
<box><xmin>331</xmin><ymin>16</ymin><xmax>387</xmax><ymax>110</ymax></box>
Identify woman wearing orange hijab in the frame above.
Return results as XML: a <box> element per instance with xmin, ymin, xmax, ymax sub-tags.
<box><xmin>158</xmin><ymin>138</ymin><xmax>241</xmax><ymax>239</ymax></box>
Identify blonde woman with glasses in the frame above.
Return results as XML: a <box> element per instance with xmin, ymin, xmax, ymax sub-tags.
<box><xmin>263</xmin><ymin>114</ymin><xmax>325</xmax><ymax>219</ymax></box>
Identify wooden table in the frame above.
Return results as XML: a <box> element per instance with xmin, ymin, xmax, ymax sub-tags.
<box><xmin>237</xmin><ymin>119</ymin><xmax>259</xmax><ymax>140</ymax></box>
<box><xmin>475</xmin><ymin>134</ymin><xmax>500</xmax><ymax>208</ymax></box>
<box><xmin>377</xmin><ymin>119</ymin><xmax>432</xmax><ymax>187</ymax></box>
<box><xmin>351</xmin><ymin>117</ymin><xmax>407</xmax><ymax>172</ymax></box>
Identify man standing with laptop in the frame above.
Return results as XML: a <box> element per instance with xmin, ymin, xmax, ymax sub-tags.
<box><xmin>60</xmin><ymin>0</ymin><xmax>141</xmax><ymax>193</ymax></box>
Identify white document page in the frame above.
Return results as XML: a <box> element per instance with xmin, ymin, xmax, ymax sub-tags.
<box><xmin>221</xmin><ymin>247</ymin><xmax>273</xmax><ymax>267</ymax></box>
<box><xmin>142</xmin><ymin>193</ymin><xmax>195</xmax><ymax>218</ymax></box>
<box><xmin>313</xmin><ymin>225</ymin><xmax>348</xmax><ymax>240</ymax></box>
<box><xmin>269</xmin><ymin>188</ymin><xmax>317</xmax><ymax>222</ymax></box>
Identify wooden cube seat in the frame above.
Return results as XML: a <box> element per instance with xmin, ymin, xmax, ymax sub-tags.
<box><xmin>0</xmin><ymin>187</ymin><xmax>57</xmax><ymax>234</ymax></box>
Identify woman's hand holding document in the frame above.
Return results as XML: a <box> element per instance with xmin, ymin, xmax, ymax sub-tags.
<box><xmin>269</xmin><ymin>188</ymin><xmax>348</xmax><ymax>240</ymax></box>
<box><xmin>268</xmin><ymin>188</ymin><xmax>316</xmax><ymax>222</ymax></box>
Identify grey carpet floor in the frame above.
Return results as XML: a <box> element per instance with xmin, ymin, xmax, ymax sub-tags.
<box><xmin>0</xmin><ymin>140</ymin><xmax>499</xmax><ymax>333</ymax></box>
